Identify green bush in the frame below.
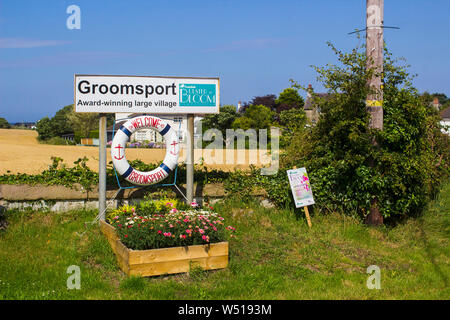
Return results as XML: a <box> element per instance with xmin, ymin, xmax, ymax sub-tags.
<box><xmin>227</xmin><ymin>43</ymin><xmax>450</xmax><ymax>223</ymax></box>
<box><xmin>39</xmin><ymin>136</ymin><xmax>76</xmax><ymax>145</ymax></box>
<box><xmin>285</xmin><ymin>43</ymin><xmax>449</xmax><ymax>221</ymax></box>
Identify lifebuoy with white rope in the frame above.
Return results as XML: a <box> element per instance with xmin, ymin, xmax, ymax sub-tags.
<box><xmin>111</xmin><ymin>115</ymin><xmax>180</xmax><ymax>186</ymax></box>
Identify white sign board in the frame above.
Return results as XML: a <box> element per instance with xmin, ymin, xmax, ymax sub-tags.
<box><xmin>287</xmin><ymin>167</ymin><xmax>315</xmax><ymax>208</ymax></box>
<box><xmin>74</xmin><ymin>75</ymin><xmax>219</xmax><ymax>114</ymax></box>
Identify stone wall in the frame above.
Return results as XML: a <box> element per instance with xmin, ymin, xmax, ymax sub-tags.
<box><xmin>0</xmin><ymin>183</ymin><xmax>273</xmax><ymax>211</ymax></box>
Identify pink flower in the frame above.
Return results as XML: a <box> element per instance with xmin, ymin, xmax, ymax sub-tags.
<box><xmin>170</xmin><ymin>208</ymin><xmax>178</xmax><ymax>214</ymax></box>
<box><xmin>191</xmin><ymin>200</ymin><xmax>199</xmax><ymax>208</ymax></box>
<box><xmin>199</xmin><ymin>229</ymin><xmax>205</xmax><ymax>234</ymax></box>
<box><xmin>158</xmin><ymin>230</ymin><xmax>162</xmax><ymax>234</ymax></box>
<box><xmin>180</xmin><ymin>234</ymin><xmax>187</xmax><ymax>239</ymax></box>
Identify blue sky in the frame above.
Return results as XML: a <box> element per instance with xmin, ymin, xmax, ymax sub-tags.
<box><xmin>1</xmin><ymin>0</ymin><xmax>449</xmax><ymax>122</ymax></box>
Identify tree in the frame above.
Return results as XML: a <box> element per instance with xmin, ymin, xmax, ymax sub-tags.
<box><xmin>275</xmin><ymin>88</ymin><xmax>304</xmax><ymax>113</ymax></box>
<box><xmin>232</xmin><ymin>104</ymin><xmax>274</xmax><ymax>131</ymax></box>
<box><xmin>279</xmin><ymin>108</ymin><xmax>306</xmax><ymax>134</ymax></box>
<box><xmin>278</xmin><ymin>107</ymin><xmax>307</xmax><ymax>148</ymax></box>
<box><xmin>36</xmin><ymin>117</ymin><xmax>55</xmax><ymax>140</ymax></box>
<box><xmin>36</xmin><ymin>104</ymin><xmax>75</xmax><ymax>140</ymax></box>
<box><xmin>0</xmin><ymin>117</ymin><xmax>10</xmax><ymax>129</ymax></box>
<box><xmin>280</xmin><ymin>42</ymin><xmax>450</xmax><ymax>222</ymax></box>
<box><xmin>67</xmin><ymin>106</ymin><xmax>99</xmax><ymax>138</ymax></box>
<box><xmin>202</xmin><ymin>105</ymin><xmax>239</xmax><ymax>138</ymax></box>
<box><xmin>52</xmin><ymin>104</ymin><xmax>74</xmax><ymax>136</ymax></box>
<box><xmin>240</xmin><ymin>94</ymin><xmax>277</xmax><ymax>113</ymax></box>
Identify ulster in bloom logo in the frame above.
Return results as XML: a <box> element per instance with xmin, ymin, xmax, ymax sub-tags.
<box><xmin>179</xmin><ymin>83</ymin><xmax>216</xmax><ymax>107</ymax></box>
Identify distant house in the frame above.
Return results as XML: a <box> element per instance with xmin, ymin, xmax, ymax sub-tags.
<box><xmin>13</xmin><ymin>122</ymin><xmax>36</xmax><ymax>129</ymax></box>
<box><xmin>108</xmin><ymin>113</ymin><xmax>203</xmax><ymax>145</ymax></box>
<box><xmin>61</xmin><ymin>133</ymin><xmax>75</xmax><ymax>141</ymax></box>
<box><xmin>440</xmin><ymin>106</ymin><xmax>450</xmax><ymax>135</ymax></box>
<box><xmin>303</xmin><ymin>85</ymin><xmax>333</xmax><ymax>124</ymax></box>
<box><xmin>431</xmin><ymin>97</ymin><xmax>442</xmax><ymax>111</ymax></box>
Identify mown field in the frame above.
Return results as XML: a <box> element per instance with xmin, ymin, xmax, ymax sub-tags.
<box><xmin>0</xmin><ymin>183</ymin><xmax>448</xmax><ymax>300</ymax></box>
<box><xmin>0</xmin><ymin>129</ymin><xmax>267</xmax><ymax>174</ymax></box>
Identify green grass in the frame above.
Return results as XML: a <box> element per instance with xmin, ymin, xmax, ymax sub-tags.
<box><xmin>0</xmin><ymin>183</ymin><xmax>449</xmax><ymax>300</ymax></box>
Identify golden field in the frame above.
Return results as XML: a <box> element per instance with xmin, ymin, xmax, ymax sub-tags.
<box><xmin>0</xmin><ymin>129</ymin><xmax>269</xmax><ymax>174</ymax></box>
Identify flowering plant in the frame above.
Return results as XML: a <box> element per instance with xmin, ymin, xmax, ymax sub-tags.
<box><xmin>112</xmin><ymin>209</ymin><xmax>236</xmax><ymax>250</ymax></box>
<box><xmin>107</xmin><ymin>198</ymin><xmax>235</xmax><ymax>250</ymax></box>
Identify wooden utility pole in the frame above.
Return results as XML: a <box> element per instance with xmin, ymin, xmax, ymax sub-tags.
<box><xmin>365</xmin><ymin>0</ymin><xmax>384</xmax><ymax>226</ymax></box>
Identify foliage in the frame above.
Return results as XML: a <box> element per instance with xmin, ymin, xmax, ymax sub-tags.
<box><xmin>240</xmin><ymin>94</ymin><xmax>277</xmax><ymax>113</ymax></box>
<box><xmin>278</xmin><ymin>107</ymin><xmax>307</xmax><ymax>147</ymax></box>
<box><xmin>0</xmin><ymin>157</ymin><xmax>98</xmax><ymax>191</ymax></box>
<box><xmin>0</xmin><ymin>117</ymin><xmax>11</xmax><ymax>129</ymax></box>
<box><xmin>52</xmin><ymin>105</ymin><xmax>74</xmax><ymax>136</ymax></box>
<box><xmin>201</xmin><ymin>105</ymin><xmax>239</xmax><ymax>147</ymax></box>
<box><xmin>106</xmin><ymin>204</ymin><xmax>137</xmax><ymax>223</ymax></box>
<box><xmin>232</xmin><ymin>104</ymin><xmax>274</xmax><ymax>131</ymax></box>
<box><xmin>36</xmin><ymin>105</ymin><xmax>74</xmax><ymax>141</ymax></box>
<box><xmin>112</xmin><ymin>205</ymin><xmax>235</xmax><ymax>250</ymax></box>
<box><xmin>35</xmin><ymin>117</ymin><xmax>55</xmax><ymax>141</ymax></box>
<box><xmin>0</xmin><ymin>157</ymin><xmax>231</xmax><ymax>192</ymax></box>
<box><xmin>275</xmin><ymin>88</ymin><xmax>304</xmax><ymax>113</ymax></box>
<box><xmin>39</xmin><ymin>136</ymin><xmax>76</xmax><ymax>145</ymax></box>
<box><xmin>280</xmin><ymin>42</ymin><xmax>449</xmax><ymax>221</ymax></box>
<box><xmin>67</xmin><ymin>106</ymin><xmax>99</xmax><ymax>139</ymax></box>
<box><xmin>223</xmin><ymin>43</ymin><xmax>450</xmax><ymax>223</ymax></box>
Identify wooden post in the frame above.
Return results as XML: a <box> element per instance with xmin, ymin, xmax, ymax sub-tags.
<box><xmin>304</xmin><ymin>206</ymin><xmax>312</xmax><ymax>228</ymax></box>
<box><xmin>365</xmin><ymin>0</ymin><xmax>384</xmax><ymax>226</ymax></box>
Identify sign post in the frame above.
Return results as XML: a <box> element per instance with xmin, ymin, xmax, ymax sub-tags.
<box><xmin>287</xmin><ymin>166</ymin><xmax>315</xmax><ymax>228</ymax></box>
<box><xmin>186</xmin><ymin>114</ymin><xmax>194</xmax><ymax>204</ymax></box>
<box><xmin>74</xmin><ymin>75</ymin><xmax>220</xmax><ymax>213</ymax></box>
<box><xmin>98</xmin><ymin>114</ymin><xmax>107</xmax><ymax>220</ymax></box>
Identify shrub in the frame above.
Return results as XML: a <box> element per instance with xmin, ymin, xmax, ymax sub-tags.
<box><xmin>39</xmin><ymin>136</ymin><xmax>76</xmax><ymax>145</ymax></box>
<box><xmin>282</xmin><ymin>43</ymin><xmax>449</xmax><ymax>221</ymax></box>
<box><xmin>226</xmin><ymin>42</ymin><xmax>449</xmax><ymax>223</ymax></box>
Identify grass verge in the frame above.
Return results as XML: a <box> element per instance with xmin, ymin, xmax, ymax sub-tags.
<box><xmin>0</xmin><ymin>183</ymin><xmax>448</xmax><ymax>299</ymax></box>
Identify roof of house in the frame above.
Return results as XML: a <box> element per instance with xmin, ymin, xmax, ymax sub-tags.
<box><xmin>304</xmin><ymin>93</ymin><xmax>334</xmax><ymax>110</ymax></box>
<box><xmin>441</xmin><ymin>106</ymin><xmax>450</xmax><ymax>120</ymax></box>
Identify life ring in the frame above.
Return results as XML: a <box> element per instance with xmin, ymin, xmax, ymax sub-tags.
<box><xmin>111</xmin><ymin>115</ymin><xmax>180</xmax><ymax>186</ymax></box>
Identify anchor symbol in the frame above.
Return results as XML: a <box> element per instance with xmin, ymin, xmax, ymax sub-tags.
<box><xmin>170</xmin><ymin>141</ymin><xmax>178</xmax><ymax>155</ymax></box>
<box><xmin>114</xmin><ymin>144</ymin><xmax>124</xmax><ymax>160</ymax></box>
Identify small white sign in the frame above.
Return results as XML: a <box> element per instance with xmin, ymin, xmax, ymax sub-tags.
<box><xmin>287</xmin><ymin>167</ymin><xmax>315</xmax><ymax>208</ymax></box>
<box><xmin>74</xmin><ymin>75</ymin><xmax>219</xmax><ymax>114</ymax></box>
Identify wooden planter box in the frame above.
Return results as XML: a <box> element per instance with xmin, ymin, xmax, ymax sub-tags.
<box><xmin>99</xmin><ymin>220</ymin><xmax>229</xmax><ymax>277</ymax></box>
